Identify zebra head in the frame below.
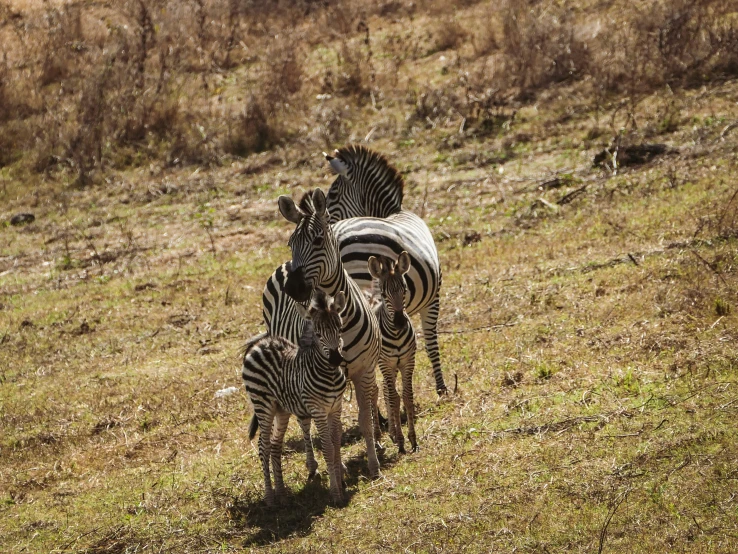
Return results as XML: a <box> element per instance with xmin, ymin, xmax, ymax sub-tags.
<box><xmin>278</xmin><ymin>188</ymin><xmax>339</xmax><ymax>303</ymax></box>
<box><xmin>368</xmin><ymin>251</ymin><xmax>411</xmax><ymax>330</ymax></box>
<box><xmin>296</xmin><ymin>289</ymin><xmax>346</xmax><ymax>366</ymax></box>
<box><xmin>324</xmin><ymin>144</ymin><xmax>404</xmax><ymax>222</ymax></box>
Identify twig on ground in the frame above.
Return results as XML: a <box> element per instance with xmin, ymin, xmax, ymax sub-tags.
<box><xmin>598</xmin><ymin>488</ymin><xmax>632</xmax><ymax>554</ymax></box>
<box><xmin>689</xmin><ymin>249</ymin><xmax>729</xmax><ymax>287</ymax></box>
<box><xmin>438</xmin><ymin>319</ymin><xmax>518</xmax><ymax>335</ymax></box>
<box><xmin>557</xmin><ymin>185</ymin><xmax>587</xmax><ymax>205</ymax></box>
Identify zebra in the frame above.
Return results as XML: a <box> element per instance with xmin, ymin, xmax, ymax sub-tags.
<box><xmin>323</xmin><ymin>144</ymin><xmax>447</xmax><ymax>395</ymax></box>
<box><xmin>369</xmin><ymin>251</ymin><xmax>418</xmax><ymax>454</ymax></box>
<box><xmin>262</xmin><ymin>188</ymin><xmax>383</xmax><ymax>478</ymax></box>
<box><xmin>242</xmin><ymin>289</ymin><xmax>348</xmax><ymax>506</ymax></box>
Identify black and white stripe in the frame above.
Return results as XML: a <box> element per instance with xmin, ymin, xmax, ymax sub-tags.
<box><xmin>262</xmin><ymin>188</ymin><xmax>383</xmax><ymax>478</ymax></box>
<box><xmin>369</xmin><ymin>252</ymin><xmax>418</xmax><ymax>454</ymax></box>
<box><xmin>325</xmin><ymin>144</ymin><xmax>404</xmax><ymax>220</ymax></box>
<box><xmin>323</xmin><ymin>145</ymin><xmax>447</xmax><ymax>394</ymax></box>
<box><xmin>243</xmin><ymin>290</ymin><xmax>347</xmax><ymax>506</ymax></box>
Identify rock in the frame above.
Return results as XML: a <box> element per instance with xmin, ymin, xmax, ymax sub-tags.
<box><xmin>10</xmin><ymin>213</ymin><xmax>35</xmax><ymax>226</ymax></box>
<box><xmin>594</xmin><ymin>143</ymin><xmax>669</xmax><ymax>169</ymax></box>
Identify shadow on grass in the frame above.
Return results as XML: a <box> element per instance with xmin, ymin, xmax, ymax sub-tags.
<box><xmin>229</xmin><ymin>425</ymin><xmax>401</xmax><ymax>546</ymax></box>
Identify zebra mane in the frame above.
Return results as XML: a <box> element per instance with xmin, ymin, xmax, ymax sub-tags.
<box><xmin>330</xmin><ymin>144</ymin><xmax>404</xmax><ymax>218</ymax></box>
<box><xmin>298</xmin><ymin>192</ymin><xmax>315</xmax><ymax>215</ymax></box>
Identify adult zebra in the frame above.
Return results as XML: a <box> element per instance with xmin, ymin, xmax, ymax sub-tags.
<box><xmin>324</xmin><ymin>144</ymin><xmax>447</xmax><ymax>394</ymax></box>
<box><xmin>262</xmin><ymin>188</ymin><xmax>382</xmax><ymax>478</ymax></box>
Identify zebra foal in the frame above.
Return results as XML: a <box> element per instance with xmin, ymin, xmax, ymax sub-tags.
<box><xmin>369</xmin><ymin>252</ymin><xmax>418</xmax><ymax>454</ymax></box>
<box><xmin>243</xmin><ymin>290</ymin><xmax>348</xmax><ymax>506</ymax></box>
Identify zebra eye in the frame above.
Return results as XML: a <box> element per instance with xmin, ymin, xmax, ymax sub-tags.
<box><xmin>312</xmin><ymin>235</ymin><xmax>324</xmax><ymax>247</ymax></box>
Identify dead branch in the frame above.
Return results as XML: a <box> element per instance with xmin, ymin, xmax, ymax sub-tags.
<box><xmin>557</xmin><ymin>185</ymin><xmax>587</xmax><ymax>205</ymax></box>
<box><xmin>598</xmin><ymin>488</ymin><xmax>632</xmax><ymax>554</ymax></box>
<box><xmin>437</xmin><ymin>319</ymin><xmax>518</xmax><ymax>335</ymax></box>
<box><xmin>689</xmin><ymin>249</ymin><xmax>730</xmax><ymax>287</ymax></box>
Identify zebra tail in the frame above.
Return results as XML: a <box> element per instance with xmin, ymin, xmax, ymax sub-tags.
<box><xmin>248</xmin><ymin>414</ymin><xmax>259</xmax><ymax>440</ymax></box>
<box><xmin>239</xmin><ymin>331</ymin><xmax>268</xmax><ymax>359</ymax></box>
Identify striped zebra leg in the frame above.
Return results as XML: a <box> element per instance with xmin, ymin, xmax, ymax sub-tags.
<box><xmin>380</xmin><ymin>362</ymin><xmax>405</xmax><ymax>453</ymax></box>
<box><xmin>420</xmin><ymin>296</ymin><xmax>447</xmax><ymax>395</ymax></box>
<box><xmin>381</xmin><ymin>376</ymin><xmax>396</xmax><ymax>442</ymax></box>
<box><xmin>255</xmin><ymin>411</ymin><xmax>276</xmax><ymax>506</ymax></box>
<box><xmin>270</xmin><ymin>411</ymin><xmax>291</xmax><ymax>504</ymax></box>
<box><xmin>329</xmin><ymin>411</ymin><xmax>345</xmax><ymax>496</ymax></box>
<box><xmin>352</xmin><ymin>370</ymin><xmax>381</xmax><ymax>478</ymax></box>
<box><xmin>401</xmin><ymin>353</ymin><xmax>418</xmax><ymax>452</ymax></box>
<box><xmin>299</xmin><ymin>418</ymin><xmax>319</xmax><ymax>479</ymax></box>
<box><xmin>314</xmin><ymin>413</ymin><xmax>343</xmax><ymax>504</ymax></box>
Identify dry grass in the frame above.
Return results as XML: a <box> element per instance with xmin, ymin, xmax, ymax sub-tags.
<box><xmin>2</xmin><ymin>1</ymin><xmax>738</xmax><ymax>553</ymax></box>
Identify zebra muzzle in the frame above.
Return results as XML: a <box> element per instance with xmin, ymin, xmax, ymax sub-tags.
<box><xmin>284</xmin><ymin>265</ymin><xmax>313</xmax><ymax>302</ymax></box>
<box><xmin>328</xmin><ymin>349</ymin><xmax>344</xmax><ymax>367</ymax></box>
<box><xmin>394</xmin><ymin>311</ymin><xmax>409</xmax><ymax>329</ymax></box>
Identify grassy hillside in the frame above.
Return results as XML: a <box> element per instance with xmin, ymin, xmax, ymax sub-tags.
<box><xmin>1</xmin><ymin>0</ymin><xmax>738</xmax><ymax>552</ymax></box>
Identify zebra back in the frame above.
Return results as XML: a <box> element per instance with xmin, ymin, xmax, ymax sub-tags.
<box><xmin>325</xmin><ymin>144</ymin><xmax>404</xmax><ymax>222</ymax></box>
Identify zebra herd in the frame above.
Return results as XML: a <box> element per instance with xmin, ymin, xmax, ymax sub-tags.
<box><xmin>242</xmin><ymin>145</ymin><xmax>445</xmax><ymax>506</ymax></box>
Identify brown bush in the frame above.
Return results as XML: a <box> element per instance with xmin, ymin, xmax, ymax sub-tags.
<box><xmin>501</xmin><ymin>0</ymin><xmax>590</xmax><ymax>96</ymax></box>
<box><xmin>1</xmin><ymin>0</ymin><xmax>737</xmax><ymax>176</ymax></box>
<box><xmin>429</xmin><ymin>16</ymin><xmax>467</xmax><ymax>55</ymax></box>
<box><xmin>224</xmin><ymin>98</ymin><xmax>281</xmax><ymax>158</ymax></box>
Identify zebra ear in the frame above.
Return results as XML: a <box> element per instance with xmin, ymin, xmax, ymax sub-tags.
<box><xmin>368</xmin><ymin>256</ymin><xmax>383</xmax><ymax>280</ymax></box>
<box><xmin>312</xmin><ymin>188</ymin><xmax>327</xmax><ymax>217</ymax></box>
<box><xmin>298</xmin><ymin>319</ymin><xmax>315</xmax><ymax>348</ymax></box>
<box><xmin>333</xmin><ymin>291</ymin><xmax>347</xmax><ymax>314</ymax></box>
<box><xmin>325</xmin><ymin>153</ymin><xmax>349</xmax><ymax>177</ymax></box>
<box><xmin>278</xmin><ymin>195</ymin><xmax>302</xmax><ymax>224</ymax></box>
<box><xmin>396</xmin><ymin>251</ymin><xmax>411</xmax><ymax>275</ymax></box>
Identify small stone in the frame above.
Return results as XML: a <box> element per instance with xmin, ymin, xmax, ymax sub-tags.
<box><xmin>10</xmin><ymin>213</ymin><xmax>35</xmax><ymax>226</ymax></box>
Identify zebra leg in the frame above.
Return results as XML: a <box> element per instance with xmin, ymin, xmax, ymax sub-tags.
<box><xmin>314</xmin><ymin>413</ymin><xmax>342</xmax><ymax>504</ymax></box>
<box><xmin>299</xmin><ymin>418</ymin><xmax>319</xmax><ymax>480</ymax></box>
<box><xmin>270</xmin><ymin>411</ymin><xmax>291</xmax><ymax>504</ymax></box>
<box><xmin>256</xmin><ymin>412</ymin><xmax>275</xmax><ymax>507</ymax></box>
<box><xmin>372</xmin><ymin>379</ymin><xmax>382</xmax><ymax>443</ymax></box>
<box><xmin>382</xmin><ymin>360</ymin><xmax>404</xmax><ymax>453</ymax></box>
<box><xmin>402</xmin><ymin>351</ymin><xmax>418</xmax><ymax>452</ymax></box>
<box><xmin>329</xmin><ymin>411</ymin><xmax>345</xmax><ymax>500</ymax></box>
<box><xmin>352</xmin><ymin>370</ymin><xmax>381</xmax><ymax>478</ymax></box>
<box><xmin>420</xmin><ymin>296</ymin><xmax>447</xmax><ymax>395</ymax></box>
<box><xmin>380</xmin><ymin>364</ymin><xmax>396</xmax><ymax>443</ymax></box>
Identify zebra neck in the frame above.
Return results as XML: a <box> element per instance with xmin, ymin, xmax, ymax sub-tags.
<box><xmin>319</xmin><ymin>265</ymin><xmax>350</xmax><ymax>299</ymax></box>
<box><xmin>377</xmin><ymin>304</ymin><xmax>407</xmax><ymax>339</ymax></box>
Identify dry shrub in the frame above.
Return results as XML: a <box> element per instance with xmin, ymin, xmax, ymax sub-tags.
<box><xmin>501</xmin><ymin>0</ymin><xmax>589</xmax><ymax>97</ymax></box>
<box><xmin>308</xmin><ymin>102</ymin><xmax>350</xmax><ymax>149</ymax></box>
<box><xmin>592</xmin><ymin>0</ymin><xmax>738</xmax><ymax>95</ymax></box>
<box><xmin>224</xmin><ymin>98</ymin><xmax>280</xmax><ymax>158</ymax></box>
<box><xmin>429</xmin><ymin>16</ymin><xmax>467</xmax><ymax>54</ymax></box>
<box><xmin>37</xmin><ymin>4</ymin><xmax>84</xmax><ymax>87</ymax></box>
<box><xmin>326</xmin><ymin>38</ymin><xmax>372</xmax><ymax>98</ymax></box>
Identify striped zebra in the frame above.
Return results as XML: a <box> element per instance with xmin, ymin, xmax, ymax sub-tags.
<box><xmin>262</xmin><ymin>188</ymin><xmax>383</xmax><ymax>478</ymax></box>
<box><xmin>243</xmin><ymin>290</ymin><xmax>348</xmax><ymax>506</ymax></box>
<box><xmin>369</xmin><ymin>251</ymin><xmax>418</xmax><ymax>454</ymax></box>
<box><xmin>324</xmin><ymin>144</ymin><xmax>447</xmax><ymax>395</ymax></box>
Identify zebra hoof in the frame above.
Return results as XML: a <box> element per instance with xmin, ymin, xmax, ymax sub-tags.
<box><xmin>398</xmin><ymin>445</ymin><xmax>406</xmax><ymax>455</ymax></box>
<box><xmin>411</xmin><ymin>443</ymin><xmax>419</xmax><ymax>453</ymax></box>
<box><xmin>308</xmin><ymin>469</ymin><xmax>321</xmax><ymax>481</ymax></box>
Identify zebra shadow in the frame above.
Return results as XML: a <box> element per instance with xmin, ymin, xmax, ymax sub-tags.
<box><xmin>229</xmin><ymin>429</ymin><xmax>402</xmax><ymax>546</ymax></box>
<box><xmin>227</xmin><ymin>475</ymin><xmax>354</xmax><ymax>547</ymax></box>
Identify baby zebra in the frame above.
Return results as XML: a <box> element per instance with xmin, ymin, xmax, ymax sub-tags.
<box><xmin>242</xmin><ymin>290</ymin><xmax>347</xmax><ymax>506</ymax></box>
<box><xmin>368</xmin><ymin>252</ymin><xmax>418</xmax><ymax>453</ymax></box>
